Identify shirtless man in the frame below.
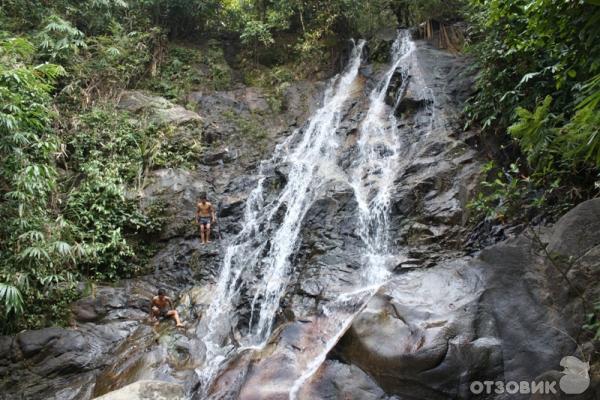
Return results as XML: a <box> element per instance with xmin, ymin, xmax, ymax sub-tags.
<box><xmin>149</xmin><ymin>288</ymin><xmax>184</xmax><ymax>327</ymax></box>
<box><xmin>196</xmin><ymin>192</ymin><xmax>216</xmax><ymax>244</ymax></box>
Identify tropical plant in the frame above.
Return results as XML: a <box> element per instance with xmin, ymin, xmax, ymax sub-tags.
<box><xmin>0</xmin><ymin>36</ymin><xmax>79</xmax><ymax>329</ymax></box>
<box><xmin>466</xmin><ymin>0</ymin><xmax>600</xmax><ymax>223</ymax></box>
<box><xmin>36</xmin><ymin>15</ymin><xmax>86</xmax><ymax>62</ymax></box>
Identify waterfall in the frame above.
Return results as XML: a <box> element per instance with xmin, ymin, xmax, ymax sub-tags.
<box><xmin>350</xmin><ymin>30</ymin><xmax>415</xmax><ymax>284</ymax></box>
<box><xmin>288</xmin><ymin>30</ymin><xmax>418</xmax><ymax>398</ymax></box>
<box><xmin>196</xmin><ymin>30</ymin><xmax>426</xmax><ymax>398</ymax></box>
<box><xmin>197</xmin><ymin>40</ymin><xmax>366</xmax><ymax>391</ymax></box>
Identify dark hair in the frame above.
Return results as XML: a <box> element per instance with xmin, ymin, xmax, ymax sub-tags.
<box><xmin>158</xmin><ymin>288</ymin><xmax>166</xmax><ymax>296</ymax></box>
<box><xmin>200</xmin><ymin>192</ymin><xmax>207</xmax><ymax>200</ymax></box>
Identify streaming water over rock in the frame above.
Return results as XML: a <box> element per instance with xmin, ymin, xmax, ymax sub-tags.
<box><xmin>195</xmin><ymin>39</ymin><xmax>367</xmax><ymax>392</ymax></box>
<box><xmin>287</xmin><ymin>31</ymin><xmax>422</xmax><ymax>398</ymax></box>
<box><xmin>197</xmin><ymin>30</ymin><xmax>431</xmax><ymax>398</ymax></box>
<box><xmin>350</xmin><ymin>30</ymin><xmax>415</xmax><ymax>284</ymax></box>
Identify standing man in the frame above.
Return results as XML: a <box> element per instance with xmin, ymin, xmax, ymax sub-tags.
<box><xmin>196</xmin><ymin>192</ymin><xmax>216</xmax><ymax>244</ymax></box>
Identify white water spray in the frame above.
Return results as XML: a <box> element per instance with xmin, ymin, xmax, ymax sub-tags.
<box><xmin>288</xmin><ymin>30</ymin><xmax>419</xmax><ymax>399</ymax></box>
<box><xmin>197</xmin><ymin>40</ymin><xmax>366</xmax><ymax>391</ymax></box>
<box><xmin>350</xmin><ymin>30</ymin><xmax>415</xmax><ymax>283</ymax></box>
<box><xmin>197</xmin><ymin>30</ymin><xmax>432</xmax><ymax>398</ymax></box>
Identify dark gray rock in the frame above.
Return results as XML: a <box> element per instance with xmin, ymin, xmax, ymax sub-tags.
<box><xmin>547</xmin><ymin>198</ymin><xmax>600</xmax><ymax>258</ymax></box>
<box><xmin>336</xmin><ymin>198</ymin><xmax>600</xmax><ymax>400</ymax></box>
<box><xmin>202</xmin><ymin>149</ymin><xmax>232</xmax><ymax>165</ymax></box>
<box><xmin>187</xmin><ymin>90</ymin><xmax>242</xmax><ymax>114</ymax></box>
<box><xmin>282</xmin><ymin>80</ymin><xmax>323</xmax><ymax>120</ymax></box>
<box><xmin>336</xmin><ymin>260</ymin><xmax>495</xmax><ymax>400</ymax></box>
<box><xmin>17</xmin><ymin>327</ymin><xmax>65</xmax><ymax>358</ymax></box>
<box><xmin>299</xmin><ymin>360</ymin><xmax>386</xmax><ymax>399</ymax></box>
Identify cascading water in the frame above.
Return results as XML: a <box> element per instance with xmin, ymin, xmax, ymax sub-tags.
<box><xmin>350</xmin><ymin>30</ymin><xmax>415</xmax><ymax>284</ymax></box>
<box><xmin>196</xmin><ymin>30</ymin><xmax>432</xmax><ymax>399</ymax></box>
<box><xmin>196</xmin><ymin>40</ymin><xmax>366</xmax><ymax>392</ymax></box>
<box><xmin>288</xmin><ymin>30</ymin><xmax>420</xmax><ymax>398</ymax></box>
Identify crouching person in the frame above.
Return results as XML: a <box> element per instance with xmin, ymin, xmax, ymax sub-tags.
<box><xmin>150</xmin><ymin>288</ymin><xmax>184</xmax><ymax>327</ymax></box>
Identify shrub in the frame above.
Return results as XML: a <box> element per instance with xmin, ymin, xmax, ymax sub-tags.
<box><xmin>466</xmin><ymin>0</ymin><xmax>600</xmax><ymax>224</ymax></box>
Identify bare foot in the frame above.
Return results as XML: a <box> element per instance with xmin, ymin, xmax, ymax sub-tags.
<box><xmin>176</xmin><ymin>323</ymin><xmax>185</xmax><ymax>328</ymax></box>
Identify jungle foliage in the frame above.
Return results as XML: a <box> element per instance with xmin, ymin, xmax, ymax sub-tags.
<box><xmin>0</xmin><ymin>35</ymin><xmax>163</xmax><ymax>331</ymax></box>
<box><xmin>465</xmin><ymin>0</ymin><xmax>600</xmax><ymax>222</ymax></box>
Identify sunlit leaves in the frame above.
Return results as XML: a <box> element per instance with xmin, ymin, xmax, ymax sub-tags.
<box><xmin>241</xmin><ymin>20</ymin><xmax>275</xmax><ymax>47</ymax></box>
<box><xmin>20</xmin><ymin>246</ymin><xmax>51</xmax><ymax>261</ymax></box>
<box><xmin>36</xmin><ymin>15</ymin><xmax>86</xmax><ymax>61</ymax></box>
<box><xmin>0</xmin><ymin>283</ymin><xmax>24</xmax><ymax>315</ymax></box>
<box><xmin>467</xmin><ymin>0</ymin><xmax>600</xmax><ymax>225</ymax></box>
<box><xmin>509</xmin><ymin>95</ymin><xmax>558</xmax><ymax>169</ymax></box>
<box><xmin>0</xmin><ymin>36</ymin><xmax>82</xmax><ymax>328</ymax></box>
<box><xmin>561</xmin><ymin>73</ymin><xmax>600</xmax><ymax>166</ymax></box>
<box><xmin>466</xmin><ymin>0</ymin><xmax>600</xmax><ymax>138</ymax></box>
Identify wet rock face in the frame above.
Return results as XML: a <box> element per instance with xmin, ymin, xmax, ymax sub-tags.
<box><xmin>335</xmin><ymin>198</ymin><xmax>600</xmax><ymax>400</ymax></box>
<box><xmin>298</xmin><ymin>360</ymin><xmax>386</xmax><ymax>400</ymax></box>
<box><xmin>335</xmin><ymin>262</ymin><xmax>499</xmax><ymax>399</ymax></box>
<box><xmin>198</xmin><ymin>39</ymin><xmax>487</xmax><ymax>398</ymax></box>
<box><xmin>0</xmin><ymin>323</ymin><xmax>136</xmax><ymax>400</ymax></box>
<box><xmin>289</xmin><ymin>187</ymin><xmax>364</xmax><ymax>317</ymax></box>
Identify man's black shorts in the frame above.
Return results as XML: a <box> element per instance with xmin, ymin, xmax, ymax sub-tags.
<box><xmin>198</xmin><ymin>217</ymin><xmax>211</xmax><ymax>226</ymax></box>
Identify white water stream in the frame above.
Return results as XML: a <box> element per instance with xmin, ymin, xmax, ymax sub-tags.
<box><xmin>196</xmin><ymin>40</ymin><xmax>367</xmax><ymax>392</ymax></box>
<box><xmin>196</xmin><ymin>30</ymin><xmax>431</xmax><ymax>398</ymax></box>
<box><xmin>350</xmin><ymin>30</ymin><xmax>415</xmax><ymax>283</ymax></box>
<box><xmin>289</xmin><ymin>30</ymin><xmax>418</xmax><ymax>398</ymax></box>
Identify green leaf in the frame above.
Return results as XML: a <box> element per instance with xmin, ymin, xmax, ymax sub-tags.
<box><xmin>0</xmin><ymin>283</ymin><xmax>24</xmax><ymax>315</ymax></box>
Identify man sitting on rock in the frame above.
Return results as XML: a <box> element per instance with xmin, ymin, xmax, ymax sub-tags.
<box><xmin>150</xmin><ymin>288</ymin><xmax>184</xmax><ymax>327</ymax></box>
<box><xmin>196</xmin><ymin>192</ymin><xmax>216</xmax><ymax>244</ymax></box>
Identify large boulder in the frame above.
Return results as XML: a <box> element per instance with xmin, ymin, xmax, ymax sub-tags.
<box><xmin>336</xmin><ymin>198</ymin><xmax>600</xmax><ymax>399</ymax></box>
<box><xmin>0</xmin><ymin>322</ymin><xmax>137</xmax><ymax>399</ymax></box>
<box><xmin>336</xmin><ymin>260</ymin><xmax>495</xmax><ymax>399</ymax></box>
<box><xmin>547</xmin><ymin>198</ymin><xmax>600</xmax><ymax>257</ymax></box>
<box><xmin>118</xmin><ymin>91</ymin><xmax>201</xmax><ymax>126</ymax></box>
<box><xmin>0</xmin><ymin>279</ymin><xmax>192</xmax><ymax>400</ymax></box>
<box><xmin>298</xmin><ymin>360</ymin><xmax>386</xmax><ymax>400</ymax></box>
